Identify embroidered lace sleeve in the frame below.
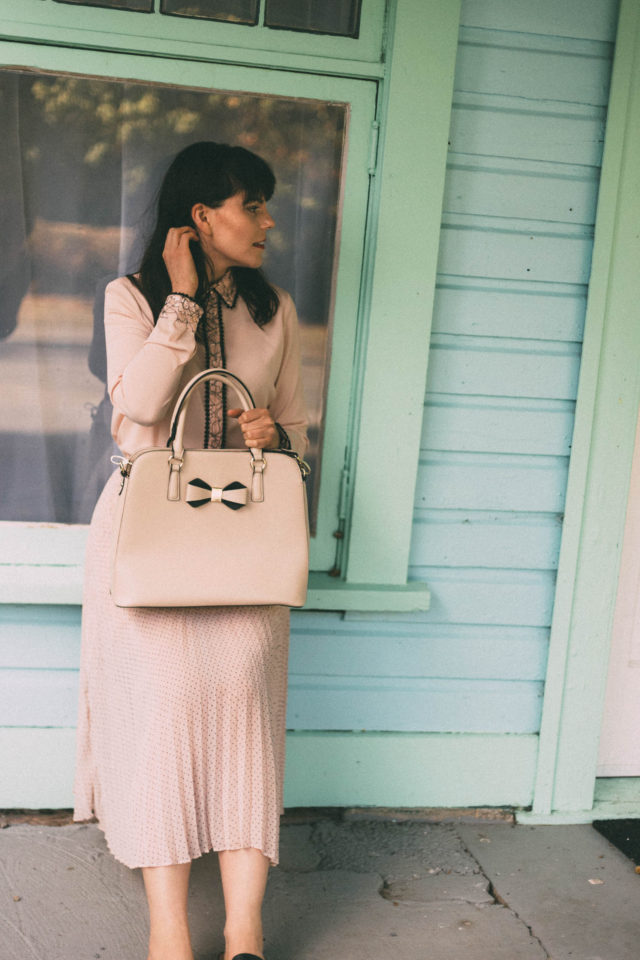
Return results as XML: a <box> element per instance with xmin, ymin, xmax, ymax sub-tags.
<box><xmin>105</xmin><ymin>278</ymin><xmax>201</xmax><ymax>427</ymax></box>
<box><xmin>161</xmin><ymin>293</ymin><xmax>203</xmax><ymax>332</ymax></box>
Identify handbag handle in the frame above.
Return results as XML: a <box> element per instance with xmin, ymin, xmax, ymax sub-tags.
<box><xmin>167</xmin><ymin>368</ymin><xmax>265</xmax><ymax>502</ymax></box>
<box><xmin>169</xmin><ymin>367</ymin><xmax>261</xmax><ymax>460</ymax></box>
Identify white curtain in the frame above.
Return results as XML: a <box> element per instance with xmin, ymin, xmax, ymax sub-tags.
<box><xmin>0</xmin><ymin>69</ymin><xmax>346</xmax><ymax>524</ymax></box>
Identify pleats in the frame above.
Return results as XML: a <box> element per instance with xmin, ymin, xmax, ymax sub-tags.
<box><xmin>73</xmin><ymin>470</ymin><xmax>289</xmax><ymax>868</ymax></box>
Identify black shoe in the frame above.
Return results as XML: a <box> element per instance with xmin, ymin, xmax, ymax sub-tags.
<box><xmin>218</xmin><ymin>954</ymin><xmax>265</xmax><ymax>960</ymax></box>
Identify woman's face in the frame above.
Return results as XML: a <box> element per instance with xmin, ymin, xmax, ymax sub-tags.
<box><xmin>195</xmin><ymin>191</ymin><xmax>275</xmax><ymax>280</ymax></box>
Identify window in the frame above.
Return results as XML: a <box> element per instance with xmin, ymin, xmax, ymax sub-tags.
<box><xmin>9</xmin><ymin>0</ymin><xmax>386</xmax><ymax>66</ymax></box>
<box><xmin>56</xmin><ymin>0</ymin><xmax>153</xmax><ymax>10</ymax></box>
<box><xmin>265</xmin><ymin>0</ymin><xmax>362</xmax><ymax>37</ymax></box>
<box><xmin>160</xmin><ymin>0</ymin><xmax>258</xmax><ymax>24</ymax></box>
<box><xmin>0</xmin><ymin>44</ymin><xmax>375</xmax><ymax>575</ymax></box>
<box><xmin>54</xmin><ymin>0</ymin><xmax>363</xmax><ymax>36</ymax></box>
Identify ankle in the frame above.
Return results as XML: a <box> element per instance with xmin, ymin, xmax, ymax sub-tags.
<box><xmin>223</xmin><ymin>920</ymin><xmax>264</xmax><ymax>960</ymax></box>
<box><xmin>223</xmin><ymin>949</ymin><xmax>264</xmax><ymax>960</ymax></box>
<box><xmin>148</xmin><ymin>927</ymin><xmax>193</xmax><ymax>960</ymax></box>
<box><xmin>148</xmin><ymin>951</ymin><xmax>193</xmax><ymax>960</ymax></box>
<box><xmin>148</xmin><ymin>948</ymin><xmax>193</xmax><ymax>960</ymax></box>
<box><xmin>148</xmin><ymin>953</ymin><xmax>193</xmax><ymax>960</ymax></box>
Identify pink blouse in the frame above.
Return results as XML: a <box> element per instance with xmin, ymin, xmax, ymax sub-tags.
<box><xmin>104</xmin><ymin>276</ymin><xmax>308</xmax><ymax>459</ymax></box>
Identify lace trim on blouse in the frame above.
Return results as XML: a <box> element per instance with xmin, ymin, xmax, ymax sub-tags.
<box><xmin>197</xmin><ymin>271</ymin><xmax>237</xmax><ymax>449</ymax></box>
<box><xmin>162</xmin><ymin>293</ymin><xmax>203</xmax><ymax>332</ymax></box>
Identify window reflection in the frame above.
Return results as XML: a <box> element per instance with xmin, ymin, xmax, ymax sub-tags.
<box><xmin>54</xmin><ymin>0</ymin><xmax>153</xmax><ymax>11</ymax></box>
<box><xmin>161</xmin><ymin>0</ymin><xmax>259</xmax><ymax>23</ymax></box>
<box><xmin>265</xmin><ymin>0</ymin><xmax>362</xmax><ymax>36</ymax></box>
<box><xmin>0</xmin><ymin>70</ymin><xmax>346</xmax><ymax>528</ymax></box>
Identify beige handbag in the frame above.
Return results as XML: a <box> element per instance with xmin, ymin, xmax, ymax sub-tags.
<box><xmin>110</xmin><ymin>368</ymin><xmax>310</xmax><ymax>608</ymax></box>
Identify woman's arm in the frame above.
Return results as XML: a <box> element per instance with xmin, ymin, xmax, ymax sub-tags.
<box><xmin>106</xmin><ymin>226</ymin><xmax>202</xmax><ymax>426</ymax></box>
<box><xmin>105</xmin><ymin>281</ymin><xmax>201</xmax><ymax>426</ymax></box>
<box><xmin>269</xmin><ymin>291</ymin><xmax>308</xmax><ymax>458</ymax></box>
<box><xmin>228</xmin><ymin>292</ymin><xmax>308</xmax><ymax>456</ymax></box>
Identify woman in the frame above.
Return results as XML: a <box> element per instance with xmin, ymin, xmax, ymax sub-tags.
<box><xmin>73</xmin><ymin>141</ymin><xmax>308</xmax><ymax>960</ymax></box>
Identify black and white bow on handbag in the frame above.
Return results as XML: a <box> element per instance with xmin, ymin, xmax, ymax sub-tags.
<box><xmin>110</xmin><ymin>368</ymin><xmax>310</xmax><ymax>608</ymax></box>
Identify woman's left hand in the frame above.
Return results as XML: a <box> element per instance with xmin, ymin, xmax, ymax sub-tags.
<box><xmin>229</xmin><ymin>407</ymin><xmax>278</xmax><ymax>449</ymax></box>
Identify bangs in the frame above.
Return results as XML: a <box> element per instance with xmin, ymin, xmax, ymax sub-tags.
<box><xmin>157</xmin><ymin>140</ymin><xmax>276</xmax><ymax>221</ymax></box>
<box><xmin>226</xmin><ymin>147</ymin><xmax>276</xmax><ymax>202</ymax></box>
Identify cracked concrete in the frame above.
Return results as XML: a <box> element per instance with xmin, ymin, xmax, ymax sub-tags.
<box><xmin>0</xmin><ymin>815</ymin><xmax>638</xmax><ymax>959</ymax></box>
<box><xmin>459</xmin><ymin>823</ymin><xmax>640</xmax><ymax>960</ymax></box>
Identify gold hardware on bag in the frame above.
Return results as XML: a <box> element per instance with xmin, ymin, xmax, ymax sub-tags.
<box><xmin>111</xmin><ymin>455</ymin><xmax>132</xmax><ymax>494</ymax></box>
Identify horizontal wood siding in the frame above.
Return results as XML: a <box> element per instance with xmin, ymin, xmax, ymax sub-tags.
<box><xmin>0</xmin><ymin>606</ymin><xmax>546</xmax><ymax>733</ymax></box>
<box><xmin>0</xmin><ymin>727</ymin><xmax>539</xmax><ymax>809</ymax></box>
<box><xmin>404</xmin><ymin>0</ymin><xmax>619</xmax><ymax>742</ymax></box>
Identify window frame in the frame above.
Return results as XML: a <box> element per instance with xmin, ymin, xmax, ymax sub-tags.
<box><xmin>0</xmin><ymin>0</ymin><xmax>387</xmax><ymax>74</ymax></box>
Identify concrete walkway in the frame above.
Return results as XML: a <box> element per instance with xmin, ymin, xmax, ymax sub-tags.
<box><xmin>0</xmin><ymin>812</ymin><xmax>638</xmax><ymax>959</ymax></box>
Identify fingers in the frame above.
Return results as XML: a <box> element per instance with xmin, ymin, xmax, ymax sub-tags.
<box><xmin>228</xmin><ymin>408</ymin><xmax>267</xmax><ymax>424</ymax></box>
<box><xmin>163</xmin><ymin>227</ymin><xmax>199</xmax><ymax>295</ymax></box>
<box><xmin>163</xmin><ymin>226</ymin><xmax>198</xmax><ymax>259</ymax></box>
<box><xmin>228</xmin><ymin>407</ymin><xmax>277</xmax><ymax>449</ymax></box>
<box><xmin>165</xmin><ymin>226</ymin><xmax>199</xmax><ymax>246</ymax></box>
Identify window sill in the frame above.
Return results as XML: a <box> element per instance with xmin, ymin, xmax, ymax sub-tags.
<box><xmin>0</xmin><ymin>523</ymin><xmax>430</xmax><ymax>612</ymax></box>
<box><xmin>0</xmin><ymin>565</ymin><xmax>431</xmax><ymax>612</ymax></box>
<box><xmin>305</xmin><ymin>572</ymin><xmax>430</xmax><ymax>611</ymax></box>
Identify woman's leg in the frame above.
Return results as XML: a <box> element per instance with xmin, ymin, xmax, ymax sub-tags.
<box><xmin>218</xmin><ymin>848</ymin><xmax>270</xmax><ymax>960</ymax></box>
<box><xmin>142</xmin><ymin>862</ymin><xmax>194</xmax><ymax>960</ymax></box>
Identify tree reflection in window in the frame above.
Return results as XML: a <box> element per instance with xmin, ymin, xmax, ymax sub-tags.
<box><xmin>160</xmin><ymin>0</ymin><xmax>258</xmax><ymax>23</ymax></box>
<box><xmin>54</xmin><ymin>0</ymin><xmax>153</xmax><ymax>11</ymax></box>
<box><xmin>265</xmin><ymin>0</ymin><xmax>362</xmax><ymax>36</ymax></box>
<box><xmin>0</xmin><ymin>70</ymin><xmax>346</xmax><ymax>526</ymax></box>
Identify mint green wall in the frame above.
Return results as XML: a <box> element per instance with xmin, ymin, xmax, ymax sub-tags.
<box><xmin>1</xmin><ymin>0</ymin><xmax>636</xmax><ymax>816</ymax></box>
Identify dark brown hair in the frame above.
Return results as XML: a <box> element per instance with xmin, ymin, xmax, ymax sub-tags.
<box><xmin>135</xmin><ymin>141</ymin><xmax>279</xmax><ymax>325</ymax></box>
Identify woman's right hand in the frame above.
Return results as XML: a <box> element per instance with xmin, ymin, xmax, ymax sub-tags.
<box><xmin>162</xmin><ymin>226</ymin><xmax>199</xmax><ymax>297</ymax></box>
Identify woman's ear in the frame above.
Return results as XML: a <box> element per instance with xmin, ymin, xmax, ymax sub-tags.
<box><xmin>191</xmin><ymin>203</ymin><xmax>212</xmax><ymax>235</ymax></box>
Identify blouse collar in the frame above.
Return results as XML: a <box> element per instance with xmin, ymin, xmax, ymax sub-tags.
<box><xmin>207</xmin><ymin>269</ymin><xmax>237</xmax><ymax>309</ymax></box>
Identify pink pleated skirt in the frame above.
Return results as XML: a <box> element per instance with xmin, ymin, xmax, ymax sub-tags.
<box><xmin>73</xmin><ymin>470</ymin><xmax>290</xmax><ymax>869</ymax></box>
